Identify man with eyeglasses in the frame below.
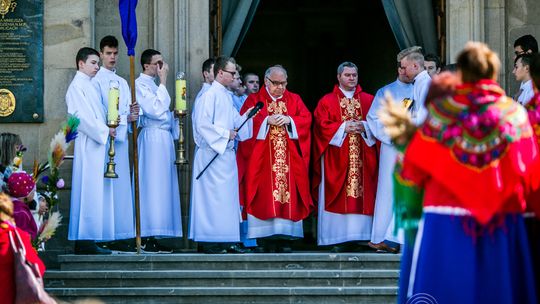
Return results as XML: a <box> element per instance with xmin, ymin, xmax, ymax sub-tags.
<box><xmin>312</xmin><ymin>62</ymin><xmax>379</xmax><ymax>252</ymax></box>
<box><xmin>237</xmin><ymin>65</ymin><xmax>313</xmax><ymax>253</ymax></box>
<box><xmin>190</xmin><ymin>56</ymin><xmax>255</xmax><ymax>254</ymax></box>
<box><xmin>135</xmin><ymin>49</ymin><xmax>182</xmax><ymax>252</ymax></box>
<box><xmin>365</xmin><ymin>52</ymin><xmax>414</xmax><ymax>254</ymax></box>
<box><xmin>243</xmin><ymin>73</ymin><xmax>260</xmax><ymax>94</ymax></box>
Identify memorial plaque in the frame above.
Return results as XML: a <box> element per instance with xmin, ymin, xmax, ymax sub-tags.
<box><xmin>0</xmin><ymin>0</ymin><xmax>43</xmax><ymax>123</ymax></box>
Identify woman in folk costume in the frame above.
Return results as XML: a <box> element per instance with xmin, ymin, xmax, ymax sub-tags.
<box><xmin>382</xmin><ymin>42</ymin><xmax>539</xmax><ymax>304</ymax></box>
<box><xmin>0</xmin><ymin>192</ymin><xmax>48</xmax><ymax>303</ymax></box>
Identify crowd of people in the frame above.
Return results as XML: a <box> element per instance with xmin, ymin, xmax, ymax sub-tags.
<box><xmin>1</xmin><ymin>33</ymin><xmax>539</xmax><ymax>303</ymax></box>
<box><xmin>55</xmin><ymin>36</ymin><xmax>428</xmax><ymax>255</ymax></box>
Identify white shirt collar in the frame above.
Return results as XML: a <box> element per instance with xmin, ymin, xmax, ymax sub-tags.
<box><xmin>75</xmin><ymin>71</ymin><xmax>92</xmax><ymax>81</ymax></box>
<box><xmin>139</xmin><ymin>73</ymin><xmax>156</xmax><ymax>82</ymax></box>
<box><xmin>265</xmin><ymin>86</ymin><xmax>282</xmax><ymax>101</ymax></box>
<box><xmin>99</xmin><ymin>66</ymin><xmax>117</xmax><ymax>75</ymax></box>
<box><xmin>338</xmin><ymin>86</ymin><xmax>355</xmax><ymax>99</ymax></box>
<box><xmin>414</xmin><ymin>70</ymin><xmax>429</xmax><ymax>82</ymax></box>
<box><xmin>521</xmin><ymin>79</ymin><xmax>533</xmax><ymax>90</ymax></box>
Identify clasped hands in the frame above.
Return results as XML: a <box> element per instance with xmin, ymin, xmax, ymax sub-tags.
<box><xmin>345</xmin><ymin>120</ymin><xmax>365</xmax><ymax>134</ymax></box>
<box><xmin>267</xmin><ymin>114</ymin><xmax>291</xmax><ymax>127</ymax></box>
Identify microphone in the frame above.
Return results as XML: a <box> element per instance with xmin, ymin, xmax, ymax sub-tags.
<box><xmin>195</xmin><ymin>101</ymin><xmax>263</xmax><ymax>180</ymax></box>
<box><xmin>247</xmin><ymin>101</ymin><xmax>264</xmax><ymax>118</ymax></box>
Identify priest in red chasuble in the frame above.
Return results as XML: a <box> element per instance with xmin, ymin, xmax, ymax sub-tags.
<box><xmin>237</xmin><ymin>65</ymin><xmax>313</xmax><ymax>250</ymax></box>
<box><xmin>312</xmin><ymin>61</ymin><xmax>379</xmax><ymax>251</ymax></box>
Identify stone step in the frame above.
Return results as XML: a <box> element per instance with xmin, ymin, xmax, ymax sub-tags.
<box><xmin>58</xmin><ymin>253</ymin><xmax>401</xmax><ymax>271</ymax></box>
<box><xmin>45</xmin><ymin>269</ymin><xmax>399</xmax><ymax>288</ymax></box>
<box><xmin>46</xmin><ymin>286</ymin><xmax>398</xmax><ymax>304</ymax></box>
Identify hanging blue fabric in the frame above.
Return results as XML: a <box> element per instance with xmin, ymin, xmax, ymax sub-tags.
<box><xmin>119</xmin><ymin>0</ymin><xmax>138</xmax><ymax>56</ymax></box>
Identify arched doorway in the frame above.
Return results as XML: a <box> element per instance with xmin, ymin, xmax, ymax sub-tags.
<box><xmin>234</xmin><ymin>0</ymin><xmax>400</xmax><ymax>110</ymax></box>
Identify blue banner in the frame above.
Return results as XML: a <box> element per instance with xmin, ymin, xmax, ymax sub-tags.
<box><xmin>119</xmin><ymin>0</ymin><xmax>138</xmax><ymax>56</ymax></box>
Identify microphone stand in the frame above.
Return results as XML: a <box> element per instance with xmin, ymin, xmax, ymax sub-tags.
<box><xmin>196</xmin><ymin>103</ymin><xmax>262</xmax><ymax>180</ymax></box>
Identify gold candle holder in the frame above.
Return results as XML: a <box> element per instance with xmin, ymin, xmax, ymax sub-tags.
<box><xmin>175</xmin><ymin>109</ymin><xmax>188</xmax><ymax>165</ymax></box>
<box><xmin>104</xmin><ymin>120</ymin><xmax>119</xmax><ymax>178</ymax></box>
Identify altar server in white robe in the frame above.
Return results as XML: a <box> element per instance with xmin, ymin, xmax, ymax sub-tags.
<box><xmin>366</xmin><ymin>58</ymin><xmax>413</xmax><ymax>249</ymax></box>
<box><xmin>397</xmin><ymin>46</ymin><xmax>432</xmax><ymax>126</ymax></box>
<box><xmin>189</xmin><ymin>56</ymin><xmax>253</xmax><ymax>247</ymax></box>
<box><xmin>192</xmin><ymin>58</ymin><xmax>215</xmax><ymax>116</ymax></box>
<box><xmin>92</xmin><ymin>36</ymin><xmax>137</xmax><ymax>240</ymax></box>
<box><xmin>135</xmin><ymin>49</ymin><xmax>182</xmax><ymax>237</ymax></box>
<box><xmin>67</xmin><ymin>47</ymin><xmax>113</xmax><ymax>254</ymax></box>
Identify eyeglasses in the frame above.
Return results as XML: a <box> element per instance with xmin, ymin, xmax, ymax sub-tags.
<box><xmin>247</xmin><ymin>80</ymin><xmax>259</xmax><ymax>84</ymax></box>
<box><xmin>221</xmin><ymin>69</ymin><xmax>236</xmax><ymax>76</ymax></box>
<box><xmin>266</xmin><ymin>77</ymin><xmax>287</xmax><ymax>87</ymax></box>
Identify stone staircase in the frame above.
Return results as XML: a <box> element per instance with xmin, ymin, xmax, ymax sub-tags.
<box><xmin>45</xmin><ymin>253</ymin><xmax>400</xmax><ymax>303</ymax></box>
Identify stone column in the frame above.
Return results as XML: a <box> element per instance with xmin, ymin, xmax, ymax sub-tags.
<box><xmin>484</xmin><ymin>0</ymin><xmax>506</xmax><ymax>90</ymax></box>
<box><xmin>446</xmin><ymin>0</ymin><xmax>506</xmax><ymax>88</ymax></box>
<box><xmin>446</xmin><ymin>0</ymin><xmax>485</xmax><ymax>62</ymax></box>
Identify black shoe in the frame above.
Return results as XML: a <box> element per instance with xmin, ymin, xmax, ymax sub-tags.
<box><xmin>330</xmin><ymin>242</ymin><xmax>359</xmax><ymax>253</ymax></box>
<box><xmin>203</xmin><ymin>247</ymin><xmax>228</xmax><ymax>254</ymax></box>
<box><xmin>75</xmin><ymin>241</ymin><xmax>112</xmax><ymax>255</ymax></box>
<box><xmin>276</xmin><ymin>246</ymin><xmax>292</xmax><ymax>253</ymax></box>
<box><xmin>108</xmin><ymin>241</ymin><xmax>136</xmax><ymax>253</ymax></box>
<box><xmin>141</xmin><ymin>239</ymin><xmax>173</xmax><ymax>253</ymax></box>
<box><xmin>330</xmin><ymin>245</ymin><xmax>345</xmax><ymax>253</ymax></box>
<box><xmin>227</xmin><ymin>244</ymin><xmax>251</xmax><ymax>254</ymax></box>
<box><xmin>252</xmin><ymin>246</ymin><xmax>265</xmax><ymax>253</ymax></box>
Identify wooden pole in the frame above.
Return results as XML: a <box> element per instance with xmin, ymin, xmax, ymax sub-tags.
<box><xmin>129</xmin><ymin>55</ymin><xmax>142</xmax><ymax>254</ymax></box>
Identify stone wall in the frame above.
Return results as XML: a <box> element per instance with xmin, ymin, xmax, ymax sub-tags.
<box><xmin>3</xmin><ymin>0</ymin><xmax>93</xmax><ymax>168</ymax></box>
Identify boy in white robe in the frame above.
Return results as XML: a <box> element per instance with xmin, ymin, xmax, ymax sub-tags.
<box><xmin>67</xmin><ymin>47</ymin><xmax>113</xmax><ymax>254</ymax></box>
<box><xmin>92</xmin><ymin>36</ymin><xmax>138</xmax><ymax>247</ymax></box>
<box><xmin>135</xmin><ymin>49</ymin><xmax>182</xmax><ymax>252</ymax></box>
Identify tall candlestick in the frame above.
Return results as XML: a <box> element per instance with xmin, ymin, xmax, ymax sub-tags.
<box><xmin>108</xmin><ymin>80</ymin><xmax>120</xmax><ymax>124</ymax></box>
<box><xmin>175</xmin><ymin>71</ymin><xmax>186</xmax><ymax>111</ymax></box>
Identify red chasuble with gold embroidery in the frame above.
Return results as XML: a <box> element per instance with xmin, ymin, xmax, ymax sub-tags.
<box><xmin>312</xmin><ymin>85</ymin><xmax>378</xmax><ymax>215</ymax></box>
<box><xmin>237</xmin><ymin>86</ymin><xmax>313</xmax><ymax>222</ymax></box>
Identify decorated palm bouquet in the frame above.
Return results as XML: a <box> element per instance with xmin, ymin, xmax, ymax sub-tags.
<box><xmin>31</xmin><ymin>114</ymin><xmax>80</xmax><ymax>249</ymax></box>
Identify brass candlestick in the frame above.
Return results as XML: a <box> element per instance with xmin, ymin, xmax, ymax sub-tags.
<box><xmin>175</xmin><ymin>109</ymin><xmax>188</xmax><ymax>165</ymax></box>
<box><xmin>104</xmin><ymin>120</ymin><xmax>119</xmax><ymax>178</ymax></box>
